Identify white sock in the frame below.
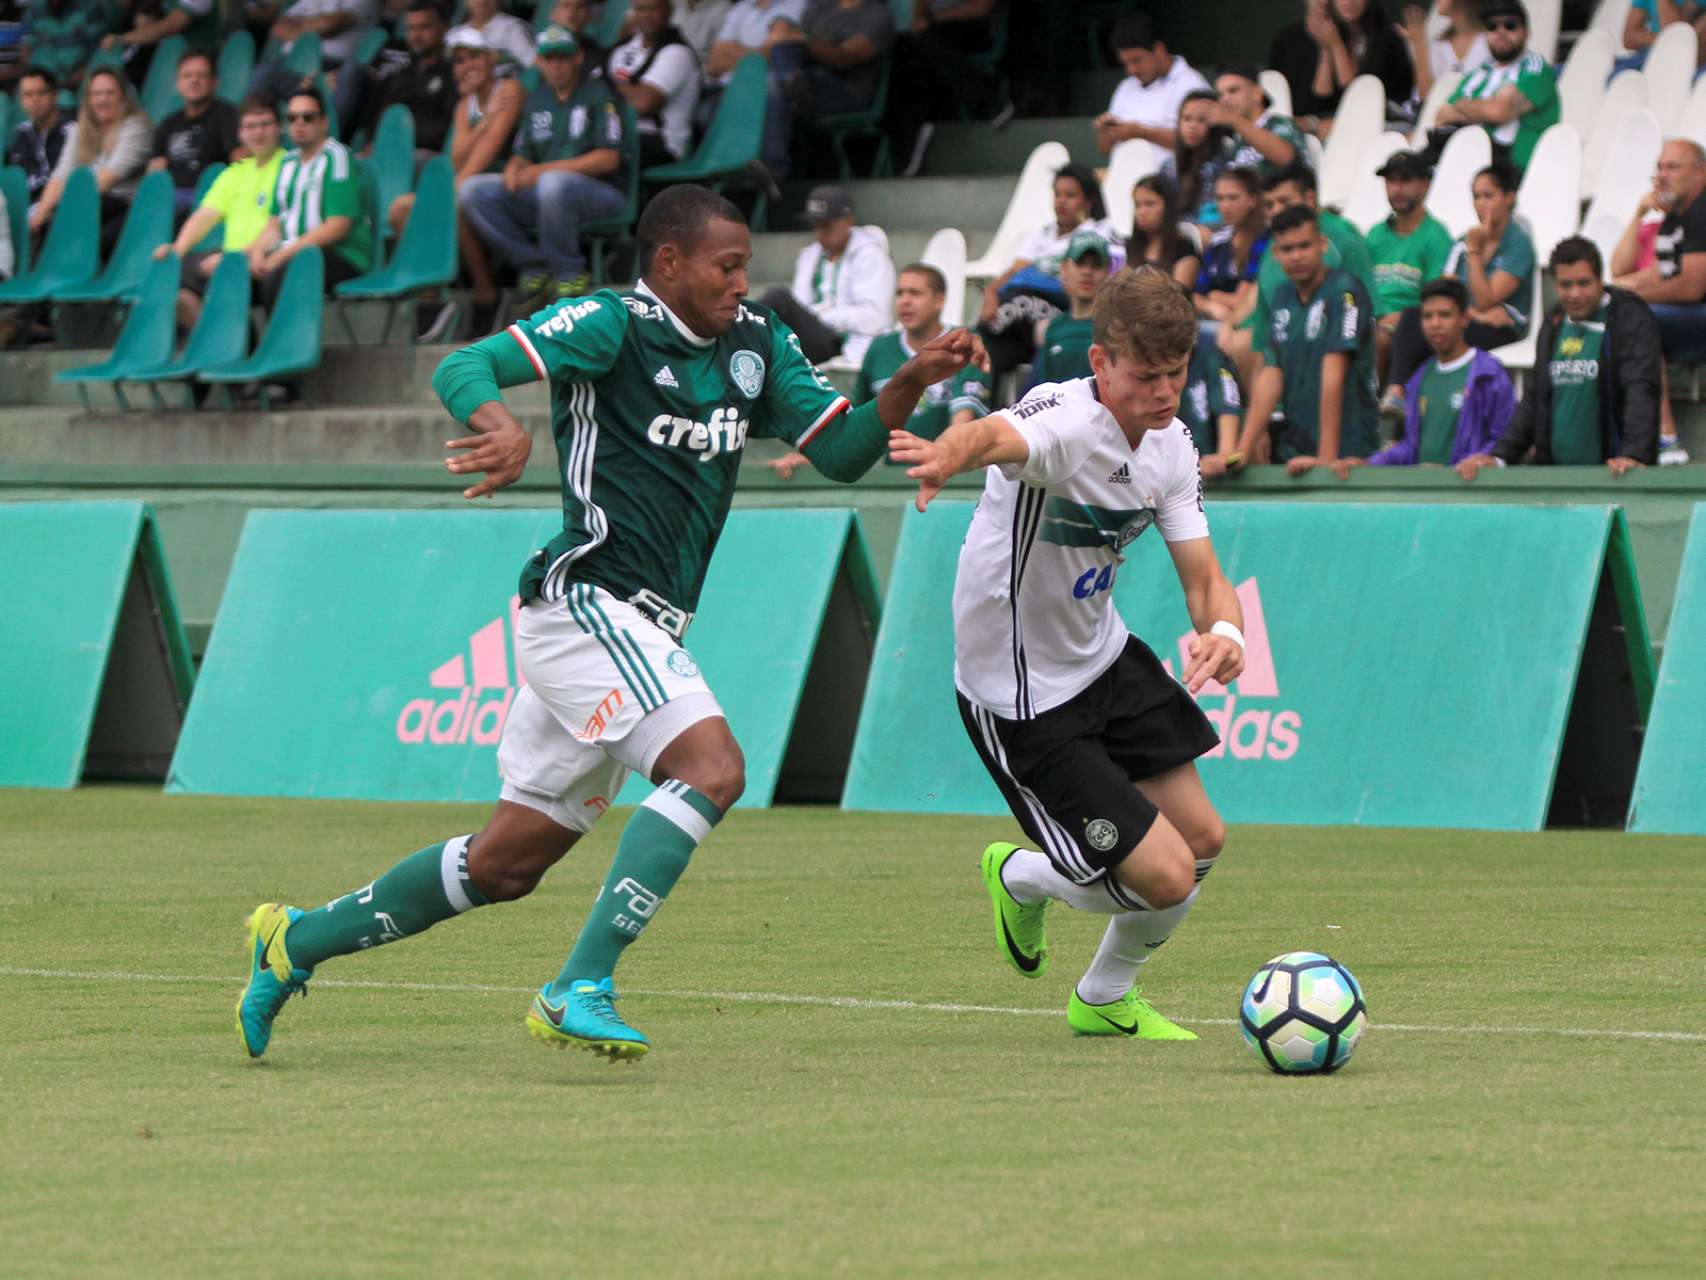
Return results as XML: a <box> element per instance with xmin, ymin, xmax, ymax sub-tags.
<box><xmin>1075</xmin><ymin>888</ymin><xmax>1200</xmax><ymax>1005</ymax></box>
<box><xmin>999</xmin><ymin>847</ymin><xmax>1127</xmax><ymax>914</ymax></box>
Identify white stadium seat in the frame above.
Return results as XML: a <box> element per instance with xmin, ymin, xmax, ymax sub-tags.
<box><xmin>1411</xmin><ymin>72</ymin><xmax>1460</xmax><ymax>147</ymax></box>
<box><xmin>1341</xmin><ymin>132</ymin><xmax>1410</xmax><ymax>234</ymax></box>
<box><xmin>1515</xmin><ymin>123</ymin><xmax>1582</xmax><ymax>265</ymax></box>
<box><xmin>1582</xmin><ymin>107</ymin><xmax>1661</xmax><ymax>255</ymax></box>
<box><xmin>1557</xmin><ymin>27</ymin><xmax>1614</xmax><ymax>142</ymax></box>
<box><xmin>1583</xmin><ymin>69</ymin><xmax>1649</xmax><ymax>199</ymax></box>
<box><xmin>1589</xmin><ymin>0</ymin><xmax>1636</xmax><ymax>57</ymax></box>
<box><xmin>921</xmin><ymin>227</ymin><xmax>969</xmax><ymax>329</ymax></box>
<box><xmin>1303</xmin><ymin>132</ymin><xmax>1326</xmax><ymax>181</ymax></box>
<box><xmin>1320</xmin><ymin>75</ymin><xmax>1386</xmax><ymax>207</ymax></box>
<box><xmin>1642</xmin><ymin>21</ymin><xmax>1697</xmax><ymax>134</ymax></box>
<box><xmin>1101</xmin><ymin>140</ymin><xmax>1156</xmax><ymax>241</ymax></box>
<box><xmin>1260</xmin><ymin>68</ymin><xmax>1292</xmax><ymax>118</ymax></box>
<box><xmin>1526</xmin><ymin>0</ymin><xmax>1562</xmax><ymax>62</ymax></box>
<box><xmin>1580</xmin><ymin>207</ymin><xmax>1629</xmax><ymax>275</ymax></box>
<box><xmin>964</xmin><ymin>141</ymin><xmax>1070</xmax><ymax>280</ymax></box>
<box><xmin>1425</xmin><ymin>124</ymin><xmax>1491</xmax><ymax>239</ymax></box>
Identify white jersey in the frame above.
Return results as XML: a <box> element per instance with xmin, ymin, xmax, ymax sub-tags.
<box><xmin>953</xmin><ymin>378</ymin><xmax>1209</xmax><ymax>720</ymax></box>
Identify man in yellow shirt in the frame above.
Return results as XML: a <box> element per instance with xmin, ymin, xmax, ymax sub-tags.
<box><xmin>154</xmin><ymin>97</ymin><xmax>286</xmax><ymax>329</ymax></box>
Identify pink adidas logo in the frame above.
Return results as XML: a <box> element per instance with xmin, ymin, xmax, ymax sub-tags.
<box><xmin>1163</xmin><ymin>578</ymin><xmax>1301</xmax><ymax>762</ymax></box>
<box><xmin>396</xmin><ymin>597</ymin><xmax>525</xmax><ymax>745</ymax></box>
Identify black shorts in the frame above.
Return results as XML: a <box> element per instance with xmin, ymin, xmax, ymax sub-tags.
<box><xmin>959</xmin><ymin>635</ymin><xmax>1220</xmax><ymax>885</ymax></box>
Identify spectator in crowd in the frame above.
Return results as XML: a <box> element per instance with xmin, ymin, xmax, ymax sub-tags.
<box><xmin>890</xmin><ymin>1</ymin><xmax>1006</xmax><ymax>178</ymax></box>
<box><xmin>978</xmin><ymin>162</ymin><xmax>1115</xmax><ymax>382</ymax></box>
<box><xmin>1334</xmin><ymin>279</ymin><xmax>1514</xmax><ymax>476</ymax></box>
<box><xmin>759</xmin><ymin>182</ymin><xmax>893</xmax><ymax>363</ymax></box>
<box><xmin>1269</xmin><ymin>0</ymin><xmax>1412</xmax><ymax>134</ymax></box>
<box><xmin>768</xmin><ymin>261</ymin><xmax>989</xmax><ymax>477</ymax></box>
<box><xmin>20</xmin><ymin>0</ymin><xmax>109</xmax><ymax>92</ymax></box>
<box><xmin>1382</xmin><ymin>158</ymin><xmax>1533</xmax><ymax>413</ymax></box>
<box><xmin>31</xmin><ymin>67</ymin><xmax>152</xmax><ymax>248</ymax></box>
<box><xmin>1162</xmin><ymin>88</ymin><xmax>1230</xmax><ymax>229</ymax></box>
<box><xmin>1028</xmin><ymin>230</ymin><xmax>1111</xmax><ymax>388</ymax></box>
<box><xmin>552</xmin><ymin>0</ymin><xmax>608</xmax><ymax>66</ymax></box>
<box><xmin>1093</xmin><ymin>12</ymin><xmax>1209</xmax><ymax>168</ymax></box>
<box><xmin>246</xmin><ymin>86</ymin><xmax>374</xmax><ymax>312</ymax></box>
<box><xmin>247</xmin><ymin>0</ymin><xmax>381</xmax><ymax>136</ymax></box>
<box><xmin>606</xmin><ymin>0</ymin><xmax>701</xmax><ymax>167</ymax></box>
<box><xmin>1126</xmin><ymin>174</ymin><xmax>1202</xmax><ymax>289</ymax></box>
<box><xmin>0</xmin><ymin>1</ymin><xmax>28</xmax><ymax>91</ymax></box>
<box><xmin>1183</xmin><ymin>324</ymin><xmax>1245</xmax><ymax>479</ymax></box>
<box><xmin>1459</xmin><ymin>237</ymin><xmax>1661</xmax><ymax>477</ymax></box>
<box><xmin>674</xmin><ymin>0</ymin><xmax>734</xmax><ymax>66</ymax></box>
<box><xmin>103</xmin><ymin>1</ymin><xmax>223</xmax><ymax>60</ymax></box>
<box><xmin>1364</xmin><ymin>149</ymin><xmax>1452</xmax><ymax>377</ymax></box>
<box><xmin>1192</xmin><ymin>167</ymin><xmax>1266</xmax><ymax>343</ymax></box>
<box><xmin>352</xmin><ymin>1</ymin><xmax>458</xmax><ymax>157</ymax></box>
<box><xmin>154</xmin><ymin>95</ymin><xmax>286</xmax><ymax>331</ymax></box>
<box><xmin>1210</xmin><ymin>63</ymin><xmax>1304</xmax><ymax>178</ymax></box>
<box><xmin>702</xmin><ymin>0</ymin><xmax>802</xmax><ymax>128</ymax></box>
<box><xmin>149</xmin><ymin>49</ymin><xmax>242</xmax><ymax>220</ymax></box>
<box><xmin>460</xmin><ymin>24</ymin><xmax>624</xmax><ymax>313</ymax></box>
<box><xmin>462</xmin><ymin>0</ymin><xmax>535</xmax><ymax>68</ymax></box>
<box><xmin>761</xmin><ymin>0</ymin><xmax>894</xmax><ymax>181</ymax></box>
<box><xmin>1234</xmin><ymin>204</ymin><xmax>1381</xmax><ymax>472</ymax></box>
<box><xmin>7</xmin><ymin>67</ymin><xmax>77</xmax><ymax>204</ymax></box>
<box><xmin>1607</xmin><ymin>138</ymin><xmax>1705</xmax><ymax>463</ymax></box>
<box><xmin>1430</xmin><ymin>0</ymin><xmax>1557</xmax><ymax>174</ymax></box>
<box><xmin>1617</xmin><ymin>2</ymin><xmax>1706</xmax><ymax>73</ymax></box>
<box><xmin>1399</xmin><ymin>0</ymin><xmax>1487</xmax><ymax>109</ymax></box>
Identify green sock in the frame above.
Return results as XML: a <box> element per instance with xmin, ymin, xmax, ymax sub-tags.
<box><xmin>285</xmin><ymin>834</ymin><xmax>490</xmax><ymax>970</ymax></box>
<box><xmin>550</xmin><ymin>780</ymin><xmax>722</xmax><ymax>993</ymax></box>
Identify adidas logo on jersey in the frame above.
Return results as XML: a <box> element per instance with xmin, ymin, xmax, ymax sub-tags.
<box><xmin>653</xmin><ymin>365</ymin><xmax>679</xmax><ymax>389</ymax></box>
<box><xmin>1107</xmin><ymin>463</ymin><xmax>1132</xmax><ymax>484</ymax></box>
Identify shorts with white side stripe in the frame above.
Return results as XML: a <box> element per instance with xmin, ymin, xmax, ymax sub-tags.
<box><xmin>958</xmin><ymin>634</ymin><xmax>1220</xmax><ymax>884</ymax></box>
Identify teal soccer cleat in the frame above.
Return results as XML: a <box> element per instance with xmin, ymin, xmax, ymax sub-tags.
<box><xmin>235</xmin><ymin>902</ymin><xmax>312</xmax><ymax>1058</ymax></box>
<box><xmin>526</xmin><ymin>978</ymin><xmax>650</xmax><ymax>1061</ymax></box>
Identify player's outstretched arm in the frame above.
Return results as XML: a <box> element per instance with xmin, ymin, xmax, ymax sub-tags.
<box><xmin>888</xmin><ymin>415</ymin><xmax>1029</xmax><ymax>512</ymax></box>
<box><xmin>1167</xmin><ymin>536</ymin><xmax>1246</xmax><ymax>693</ymax></box>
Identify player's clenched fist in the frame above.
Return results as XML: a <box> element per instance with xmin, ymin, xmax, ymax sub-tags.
<box><xmin>910</xmin><ymin>327</ymin><xmax>991</xmax><ymax>381</ymax></box>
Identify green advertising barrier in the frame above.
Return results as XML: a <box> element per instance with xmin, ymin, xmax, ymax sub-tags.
<box><xmin>1629</xmin><ymin>503</ymin><xmax>1706</xmax><ymax>834</ymax></box>
<box><xmin>844</xmin><ymin>503</ymin><xmax>1652</xmax><ymax>831</ymax></box>
<box><xmin>0</xmin><ymin>500</ymin><xmax>195</xmax><ymax>787</ymax></box>
<box><xmin>168</xmin><ymin>509</ymin><xmax>879</xmax><ymax>807</ymax></box>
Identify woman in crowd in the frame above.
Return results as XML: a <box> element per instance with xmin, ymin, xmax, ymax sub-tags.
<box><xmin>30</xmin><ymin>66</ymin><xmax>151</xmax><ymax>249</ymax></box>
<box><xmin>977</xmin><ymin>163</ymin><xmax>1118</xmax><ymax>382</ymax></box>
<box><xmin>1271</xmin><ymin>0</ymin><xmax>1414</xmax><ymax>132</ymax></box>
<box><xmin>1126</xmin><ymin>174</ymin><xmax>1201</xmax><ymax>289</ymax></box>
<box><xmin>1162</xmin><ymin>89</ymin><xmax>1228</xmax><ymax>230</ymax></box>
<box><xmin>1193</xmin><ymin>166</ymin><xmax>1267</xmax><ymax>344</ymax></box>
<box><xmin>1381</xmin><ymin>159</ymin><xmax>1534</xmax><ymax>413</ymax></box>
<box><xmin>1400</xmin><ymin>0</ymin><xmax>1488</xmax><ymax>107</ymax></box>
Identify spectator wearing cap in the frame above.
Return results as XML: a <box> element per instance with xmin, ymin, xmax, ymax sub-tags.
<box><xmin>759</xmin><ymin>183</ymin><xmax>895</xmax><ymax>364</ymax></box>
<box><xmin>1093</xmin><ymin>12</ymin><xmax>1209</xmax><ymax>169</ymax></box>
<box><xmin>1267</xmin><ymin>1</ymin><xmax>1412</xmax><ymax>136</ymax></box>
<box><xmin>1430</xmin><ymin>0</ymin><xmax>1558</xmax><ymax>174</ymax></box>
<box><xmin>460</xmin><ymin>24</ymin><xmax>626</xmax><ymax>314</ymax></box>
<box><xmin>1209</xmin><ymin>64</ymin><xmax>1304</xmax><ymax>179</ymax></box>
<box><xmin>761</xmin><ymin>0</ymin><xmax>894</xmax><ymax>180</ymax></box>
<box><xmin>1363</xmin><ymin>149</ymin><xmax>1452</xmax><ymax>378</ymax></box>
<box><xmin>605</xmin><ymin>0</ymin><xmax>702</xmax><ymax>168</ymax></box>
<box><xmin>1028</xmin><ymin>231</ymin><xmax>1111</xmax><ymax>388</ymax></box>
<box><xmin>462</xmin><ymin>0</ymin><xmax>536</xmax><ymax>69</ymax></box>
<box><xmin>1333</xmin><ymin>279</ymin><xmax>1515</xmax><ymax>477</ymax></box>
<box><xmin>350</xmin><ymin>2</ymin><xmax>458</xmax><ymax>157</ymax></box>
<box><xmin>1459</xmin><ymin>238</ymin><xmax>1662</xmax><ymax>478</ymax></box>
<box><xmin>147</xmin><ymin>49</ymin><xmax>243</xmax><ymax>220</ymax></box>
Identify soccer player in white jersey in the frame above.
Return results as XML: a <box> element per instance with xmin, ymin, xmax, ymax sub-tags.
<box><xmin>890</xmin><ymin>265</ymin><xmax>1247</xmax><ymax>1039</ymax></box>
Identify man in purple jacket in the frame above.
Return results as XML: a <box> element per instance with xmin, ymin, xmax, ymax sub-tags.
<box><xmin>1332</xmin><ymin>278</ymin><xmax>1513</xmax><ymax>476</ymax></box>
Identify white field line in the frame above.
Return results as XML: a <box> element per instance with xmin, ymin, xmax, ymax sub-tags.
<box><xmin>4</xmin><ymin>965</ymin><xmax>1706</xmax><ymax>1044</ymax></box>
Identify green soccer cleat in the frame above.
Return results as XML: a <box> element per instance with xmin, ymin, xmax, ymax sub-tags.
<box><xmin>980</xmin><ymin>841</ymin><xmax>1048</xmax><ymax>978</ymax></box>
<box><xmin>235</xmin><ymin>902</ymin><xmax>312</xmax><ymax>1058</ymax></box>
<box><xmin>526</xmin><ymin>978</ymin><xmax>649</xmax><ymax>1062</ymax></box>
<box><xmin>1068</xmin><ymin>988</ymin><xmax>1198</xmax><ymax>1040</ymax></box>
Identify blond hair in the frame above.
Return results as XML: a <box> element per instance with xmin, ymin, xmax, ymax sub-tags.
<box><xmin>73</xmin><ymin>68</ymin><xmax>147</xmax><ymax>168</ymax></box>
<box><xmin>1091</xmin><ymin>265</ymin><xmax>1196</xmax><ymax>366</ymax></box>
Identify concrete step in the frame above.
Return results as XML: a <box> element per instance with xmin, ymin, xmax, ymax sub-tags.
<box><xmin>920</xmin><ymin>117</ymin><xmax>1100</xmax><ymax>176</ymax></box>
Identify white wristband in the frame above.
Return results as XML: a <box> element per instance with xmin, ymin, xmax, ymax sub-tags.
<box><xmin>1210</xmin><ymin>620</ymin><xmax>1245</xmax><ymax>648</ymax></box>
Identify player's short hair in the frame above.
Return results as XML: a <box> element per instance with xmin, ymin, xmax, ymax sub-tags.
<box><xmin>1549</xmin><ymin>235</ymin><xmax>1603</xmax><ymax>277</ymax></box>
<box><xmin>1419</xmin><ymin>278</ymin><xmax>1469</xmax><ymax>310</ymax></box>
<box><xmin>1269</xmin><ymin>204</ymin><xmax>1319</xmax><ymax>237</ymax></box>
<box><xmin>1092</xmin><ymin>265</ymin><xmax>1195</xmax><ymax>367</ymax></box>
<box><xmin>636</xmin><ymin>184</ymin><xmax>744</xmax><ymax>269</ymax></box>
<box><xmin>1111</xmin><ymin>13</ymin><xmax>1162</xmax><ymax>51</ymax></box>
<box><xmin>1260</xmin><ymin>161</ymin><xmax>1318</xmax><ymax>196</ymax></box>
<box><xmin>177</xmin><ymin>48</ymin><xmax>215</xmax><ymax>73</ymax></box>
<box><xmin>286</xmin><ymin>86</ymin><xmax>328</xmax><ymax>116</ymax></box>
<box><xmin>898</xmin><ymin>262</ymin><xmax>946</xmax><ymax>295</ymax></box>
<box><xmin>19</xmin><ymin>65</ymin><xmax>58</xmax><ymax>92</ymax></box>
<box><xmin>238</xmin><ymin>96</ymin><xmax>281</xmax><ymax>122</ymax></box>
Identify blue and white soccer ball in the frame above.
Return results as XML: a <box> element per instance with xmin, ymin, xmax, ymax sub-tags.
<box><xmin>1239</xmin><ymin>952</ymin><xmax>1368</xmax><ymax>1075</ymax></box>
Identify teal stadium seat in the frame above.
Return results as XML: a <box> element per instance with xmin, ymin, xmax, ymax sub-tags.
<box><xmin>335</xmin><ymin>155</ymin><xmax>457</xmax><ymax>346</ymax></box>
<box><xmin>0</xmin><ymin>168</ymin><xmax>99</xmax><ymax>303</ymax></box>
<box><xmin>372</xmin><ymin>103</ymin><xmax>417</xmax><ymax>252</ymax></box>
<box><xmin>53</xmin><ymin>169</ymin><xmax>174</xmax><ymax>305</ymax></box>
<box><xmin>1</xmin><ymin>166</ymin><xmax>30</xmax><ymax>279</ymax></box>
<box><xmin>197</xmin><ymin>245</ymin><xmax>324</xmax><ymax>410</ymax></box>
<box><xmin>283</xmin><ymin>32</ymin><xmax>323</xmax><ymax>79</ymax></box>
<box><xmin>584</xmin><ymin>101</ymin><xmax>641</xmax><ymax>285</ymax></box>
<box><xmin>140</xmin><ymin>34</ymin><xmax>188</xmax><ymax>123</ymax></box>
<box><xmin>808</xmin><ymin>55</ymin><xmax>892</xmax><ymax>179</ymax></box>
<box><xmin>644</xmin><ymin>54</ymin><xmax>772</xmax><ymax>229</ymax></box>
<box><xmin>128</xmin><ymin>252</ymin><xmax>253</xmax><ymax>409</ymax></box>
<box><xmin>313</xmin><ymin>73</ymin><xmax>341</xmax><ymax>139</ymax></box>
<box><xmin>352</xmin><ymin>26</ymin><xmax>389</xmax><ymax>67</ymax></box>
<box><xmin>0</xmin><ymin>96</ymin><xmax>19</xmax><ymax>154</ymax></box>
<box><xmin>217</xmin><ymin>31</ymin><xmax>256</xmax><ymax>106</ymax></box>
<box><xmin>592</xmin><ymin>0</ymin><xmax>631</xmax><ymax>46</ymax></box>
<box><xmin>55</xmin><ymin>252</ymin><xmax>182</xmax><ymax>411</ymax></box>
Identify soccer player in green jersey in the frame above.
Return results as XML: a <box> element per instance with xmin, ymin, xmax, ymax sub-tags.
<box><xmin>236</xmin><ymin>185</ymin><xmax>983</xmax><ymax>1063</ymax></box>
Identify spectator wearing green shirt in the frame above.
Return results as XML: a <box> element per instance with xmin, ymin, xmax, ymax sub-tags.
<box><xmin>155</xmin><ymin>96</ymin><xmax>286</xmax><ymax>331</ymax></box>
<box><xmin>1208</xmin><ymin>64</ymin><xmax>1304</xmax><ymax>179</ymax></box>
<box><xmin>1183</xmin><ymin>338</ymin><xmax>1243</xmax><ymax>481</ymax></box>
<box><xmin>1429</xmin><ymin>0</ymin><xmax>1558</xmax><ymax>174</ymax></box>
<box><xmin>1233</xmin><ymin>204</ymin><xmax>1381</xmax><ymax>473</ymax></box>
<box><xmin>1364</xmin><ymin>149</ymin><xmax>1452</xmax><ymax>376</ymax></box>
<box><xmin>1029</xmin><ymin>230</ymin><xmax>1111</xmax><ymax>388</ymax></box>
<box><xmin>459</xmin><ymin>24</ymin><xmax>626</xmax><ymax>315</ymax></box>
<box><xmin>1459</xmin><ymin>238</ymin><xmax>1662</xmax><ymax>479</ymax></box>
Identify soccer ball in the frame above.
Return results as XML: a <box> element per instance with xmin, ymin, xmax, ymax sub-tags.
<box><xmin>1239</xmin><ymin>952</ymin><xmax>1368</xmax><ymax>1075</ymax></box>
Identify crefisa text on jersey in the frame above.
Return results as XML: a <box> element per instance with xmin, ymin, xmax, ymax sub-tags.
<box><xmin>645</xmin><ymin>406</ymin><xmax>750</xmax><ymax>461</ymax></box>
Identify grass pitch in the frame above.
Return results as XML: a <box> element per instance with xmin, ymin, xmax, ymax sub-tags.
<box><xmin>3</xmin><ymin>789</ymin><xmax>1705</xmax><ymax>1278</ymax></box>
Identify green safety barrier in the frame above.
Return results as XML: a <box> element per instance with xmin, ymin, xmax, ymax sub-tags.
<box><xmin>844</xmin><ymin>503</ymin><xmax>1652</xmax><ymax>831</ymax></box>
<box><xmin>168</xmin><ymin>509</ymin><xmax>879</xmax><ymax>807</ymax></box>
<box><xmin>0</xmin><ymin>500</ymin><xmax>194</xmax><ymax>787</ymax></box>
<box><xmin>1629</xmin><ymin>503</ymin><xmax>1706</xmax><ymax>834</ymax></box>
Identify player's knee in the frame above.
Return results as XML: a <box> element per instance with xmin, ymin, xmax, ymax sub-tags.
<box><xmin>1191</xmin><ymin>816</ymin><xmax>1227</xmax><ymax>863</ymax></box>
<box><xmin>1148</xmin><ymin>856</ymin><xmax>1196</xmax><ymax>909</ymax></box>
<box><xmin>693</xmin><ymin>751</ymin><xmax>745</xmax><ymax>813</ymax></box>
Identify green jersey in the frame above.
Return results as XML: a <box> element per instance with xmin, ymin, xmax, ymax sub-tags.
<box><xmin>855</xmin><ymin>329</ymin><xmax>989</xmax><ymax>450</ymax></box>
<box><xmin>1415</xmin><ymin>351</ymin><xmax>1475</xmax><ymax>465</ymax></box>
<box><xmin>1265</xmin><ymin>267</ymin><xmax>1381</xmax><ymax>461</ymax></box>
<box><xmin>1548</xmin><ymin>300</ymin><xmax>1609</xmax><ymax>465</ymax></box>
<box><xmin>272</xmin><ymin>139</ymin><xmax>374</xmax><ymax>273</ymax></box>
<box><xmin>1180</xmin><ymin>341</ymin><xmax>1242</xmax><ymax>456</ymax></box>
<box><xmin>1030</xmin><ymin>315</ymin><xmax>1095</xmax><ymax>386</ymax></box>
<box><xmin>1448</xmin><ymin>49</ymin><xmax>1560</xmax><ymax>172</ymax></box>
<box><xmin>1366</xmin><ymin>212</ymin><xmax>1454</xmax><ymax>315</ymax></box>
<box><xmin>1443</xmin><ymin>221</ymin><xmax>1536</xmax><ymax>331</ymax></box>
<box><xmin>504</xmin><ymin>286</ymin><xmax>850</xmax><ymax>610</ymax></box>
<box><xmin>1248</xmin><ymin>209</ymin><xmax>1374</xmax><ymax>345</ymax></box>
<box><xmin>514</xmin><ymin>77</ymin><xmax>625</xmax><ymax>164</ymax></box>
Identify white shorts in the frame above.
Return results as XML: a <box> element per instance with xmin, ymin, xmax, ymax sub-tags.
<box><xmin>497</xmin><ymin>584</ymin><xmax>724</xmax><ymax>832</ymax></box>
